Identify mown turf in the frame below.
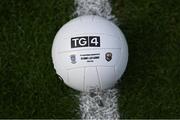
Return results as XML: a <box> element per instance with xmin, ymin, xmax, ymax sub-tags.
<box><xmin>112</xmin><ymin>0</ymin><xmax>180</xmax><ymax>118</ymax></box>
<box><xmin>0</xmin><ymin>0</ymin><xmax>80</xmax><ymax>118</ymax></box>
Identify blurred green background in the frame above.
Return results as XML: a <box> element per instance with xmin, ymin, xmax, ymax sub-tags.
<box><xmin>0</xmin><ymin>0</ymin><xmax>180</xmax><ymax>118</ymax></box>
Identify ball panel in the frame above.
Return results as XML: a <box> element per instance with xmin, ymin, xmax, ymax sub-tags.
<box><xmin>115</xmin><ymin>38</ymin><xmax>129</xmax><ymax>80</ymax></box>
<box><xmin>54</xmin><ymin>49</ymin><xmax>121</xmax><ymax>70</ymax></box>
<box><xmin>53</xmin><ymin>34</ymin><xmax>123</xmax><ymax>53</ymax></box>
<box><xmin>67</xmin><ymin>68</ymin><xmax>84</xmax><ymax>91</ymax></box>
<box><xmin>97</xmin><ymin>66</ymin><xmax>116</xmax><ymax>89</ymax></box>
<box><xmin>55</xmin><ymin>15</ymin><xmax>122</xmax><ymax>40</ymax></box>
<box><xmin>84</xmin><ymin>67</ymin><xmax>100</xmax><ymax>91</ymax></box>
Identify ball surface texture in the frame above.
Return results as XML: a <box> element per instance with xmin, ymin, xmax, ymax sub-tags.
<box><xmin>52</xmin><ymin>15</ymin><xmax>128</xmax><ymax>92</ymax></box>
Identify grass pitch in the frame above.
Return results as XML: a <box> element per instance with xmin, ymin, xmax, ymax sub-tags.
<box><xmin>112</xmin><ymin>0</ymin><xmax>180</xmax><ymax>118</ymax></box>
<box><xmin>0</xmin><ymin>0</ymin><xmax>79</xmax><ymax>118</ymax></box>
<box><xmin>0</xmin><ymin>0</ymin><xmax>180</xmax><ymax>118</ymax></box>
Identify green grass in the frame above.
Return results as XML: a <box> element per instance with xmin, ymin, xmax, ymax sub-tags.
<box><xmin>0</xmin><ymin>0</ymin><xmax>180</xmax><ymax>119</ymax></box>
<box><xmin>0</xmin><ymin>0</ymin><xmax>80</xmax><ymax>118</ymax></box>
<box><xmin>112</xmin><ymin>0</ymin><xmax>180</xmax><ymax>118</ymax></box>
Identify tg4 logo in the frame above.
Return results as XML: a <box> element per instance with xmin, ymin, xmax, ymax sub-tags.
<box><xmin>71</xmin><ymin>36</ymin><xmax>100</xmax><ymax>48</ymax></box>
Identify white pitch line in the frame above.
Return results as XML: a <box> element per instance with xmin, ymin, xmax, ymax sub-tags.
<box><xmin>73</xmin><ymin>0</ymin><xmax>120</xmax><ymax>119</ymax></box>
<box><xmin>79</xmin><ymin>88</ymin><xmax>120</xmax><ymax>119</ymax></box>
<box><xmin>73</xmin><ymin>0</ymin><xmax>117</xmax><ymax>23</ymax></box>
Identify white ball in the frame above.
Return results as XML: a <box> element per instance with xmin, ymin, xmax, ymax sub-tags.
<box><xmin>52</xmin><ymin>15</ymin><xmax>128</xmax><ymax>92</ymax></box>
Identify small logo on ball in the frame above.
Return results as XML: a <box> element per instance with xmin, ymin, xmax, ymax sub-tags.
<box><xmin>70</xmin><ymin>54</ymin><xmax>76</xmax><ymax>64</ymax></box>
<box><xmin>105</xmin><ymin>52</ymin><xmax>112</xmax><ymax>62</ymax></box>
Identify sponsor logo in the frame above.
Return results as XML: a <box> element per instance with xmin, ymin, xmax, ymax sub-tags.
<box><xmin>71</xmin><ymin>36</ymin><xmax>100</xmax><ymax>48</ymax></box>
<box><xmin>70</xmin><ymin>54</ymin><xmax>76</xmax><ymax>64</ymax></box>
<box><xmin>80</xmin><ymin>53</ymin><xmax>100</xmax><ymax>63</ymax></box>
<box><xmin>105</xmin><ymin>52</ymin><xmax>112</xmax><ymax>62</ymax></box>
